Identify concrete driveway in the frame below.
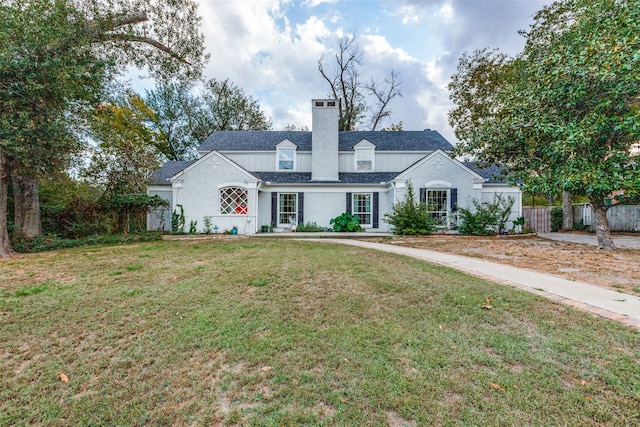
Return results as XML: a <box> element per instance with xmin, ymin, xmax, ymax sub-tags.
<box><xmin>538</xmin><ymin>233</ymin><xmax>640</xmax><ymax>249</ymax></box>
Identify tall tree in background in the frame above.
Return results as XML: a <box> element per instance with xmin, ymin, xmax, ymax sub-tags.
<box><xmin>144</xmin><ymin>81</ymin><xmax>200</xmax><ymax>161</ymax></box>
<box><xmin>83</xmin><ymin>93</ymin><xmax>163</xmax><ymax>197</ymax></box>
<box><xmin>145</xmin><ymin>78</ymin><xmax>272</xmax><ymax>161</ymax></box>
<box><xmin>0</xmin><ymin>0</ymin><xmax>206</xmax><ymax>257</ymax></box>
<box><xmin>449</xmin><ymin>0</ymin><xmax>640</xmax><ymax>250</ymax></box>
<box><xmin>193</xmin><ymin>78</ymin><xmax>272</xmax><ymax>137</ymax></box>
<box><xmin>318</xmin><ymin>33</ymin><xmax>402</xmax><ymax>131</ymax></box>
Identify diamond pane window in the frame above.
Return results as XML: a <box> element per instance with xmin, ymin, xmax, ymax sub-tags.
<box><xmin>220</xmin><ymin>187</ymin><xmax>248</xmax><ymax>215</ymax></box>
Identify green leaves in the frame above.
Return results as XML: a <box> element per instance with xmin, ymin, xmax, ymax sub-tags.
<box><xmin>449</xmin><ymin>0</ymin><xmax>640</xmax><ymax>203</ymax></box>
<box><xmin>449</xmin><ymin>0</ymin><xmax>640</xmax><ymax>248</ymax></box>
<box><xmin>329</xmin><ymin>213</ymin><xmax>362</xmax><ymax>232</ymax></box>
<box><xmin>384</xmin><ymin>182</ymin><xmax>436</xmax><ymax>235</ymax></box>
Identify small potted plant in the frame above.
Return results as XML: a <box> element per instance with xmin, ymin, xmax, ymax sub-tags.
<box><xmin>231</xmin><ymin>226</ymin><xmax>238</xmax><ymax>235</ymax></box>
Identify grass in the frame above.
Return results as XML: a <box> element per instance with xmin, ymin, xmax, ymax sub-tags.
<box><xmin>1</xmin><ymin>239</ymin><xmax>639</xmax><ymax>426</ymax></box>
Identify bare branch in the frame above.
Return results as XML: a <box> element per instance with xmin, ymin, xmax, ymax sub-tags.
<box><xmin>92</xmin><ymin>33</ymin><xmax>190</xmax><ymax>65</ymax></box>
<box><xmin>366</xmin><ymin>70</ymin><xmax>402</xmax><ymax>131</ymax></box>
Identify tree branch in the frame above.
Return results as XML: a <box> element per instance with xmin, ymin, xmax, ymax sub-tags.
<box><xmin>92</xmin><ymin>33</ymin><xmax>190</xmax><ymax>65</ymax></box>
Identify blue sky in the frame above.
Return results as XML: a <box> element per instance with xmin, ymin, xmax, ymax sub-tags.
<box><xmin>136</xmin><ymin>0</ymin><xmax>551</xmax><ymax>143</ymax></box>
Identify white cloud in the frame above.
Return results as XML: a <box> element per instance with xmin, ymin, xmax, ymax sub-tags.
<box><xmin>437</xmin><ymin>3</ymin><xmax>455</xmax><ymax>24</ymax></box>
<box><xmin>360</xmin><ymin>35</ymin><xmax>415</xmax><ymax>64</ymax></box>
<box><xmin>129</xmin><ymin>1</ymin><xmax>553</xmax><ymax>136</ymax></box>
<box><xmin>394</xmin><ymin>4</ymin><xmax>420</xmax><ymax>24</ymax></box>
<box><xmin>304</xmin><ymin>0</ymin><xmax>338</xmax><ymax>6</ymax></box>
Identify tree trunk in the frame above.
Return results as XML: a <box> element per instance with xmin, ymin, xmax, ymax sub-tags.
<box><xmin>561</xmin><ymin>190</ymin><xmax>574</xmax><ymax>231</ymax></box>
<box><xmin>546</xmin><ymin>193</ymin><xmax>554</xmax><ymax>205</ymax></box>
<box><xmin>0</xmin><ymin>154</ymin><xmax>15</xmax><ymax>259</ymax></box>
<box><xmin>12</xmin><ymin>171</ymin><xmax>42</xmax><ymax>239</ymax></box>
<box><xmin>590</xmin><ymin>198</ymin><xmax>616</xmax><ymax>250</ymax></box>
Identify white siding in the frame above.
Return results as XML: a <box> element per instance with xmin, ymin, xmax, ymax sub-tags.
<box><xmin>172</xmin><ymin>154</ymin><xmax>259</xmax><ymax>234</ymax></box>
<box><xmin>480</xmin><ymin>185</ymin><xmax>523</xmax><ymax>227</ymax></box>
<box><xmin>223</xmin><ymin>152</ymin><xmax>272</xmax><ymax>171</ymax></box>
<box><xmin>223</xmin><ymin>151</ymin><xmax>313</xmax><ymax>172</ymax></box>
<box><xmin>338</xmin><ymin>151</ymin><xmax>432</xmax><ymax>173</ymax></box>
<box><xmin>257</xmin><ymin>186</ymin><xmax>394</xmax><ymax>232</ymax></box>
<box><xmin>147</xmin><ymin>186</ymin><xmax>172</xmax><ymax>231</ymax></box>
<box><xmin>397</xmin><ymin>154</ymin><xmax>482</xmax><ymax>212</ymax></box>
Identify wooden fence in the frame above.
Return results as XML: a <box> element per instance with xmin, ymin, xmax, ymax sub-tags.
<box><xmin>523</xmin><ymin>204</ymin><xmax>640</xmax><ymax>233</ymax></box>
<box><xmin>576</xmin><ymin>204</ymin><xmax>640</xmax><ymax>232</ymax></box>
<box><xmin>523</xmin><ymin>207</ymin><xmax>551</xmax><ymax>233</ymax></box>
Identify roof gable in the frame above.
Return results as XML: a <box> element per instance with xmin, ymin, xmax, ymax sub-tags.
<box><xmin>173</xmin><ymin>150</ymin><xmax>257</xmax><ymax>182</ymax></box>
<box><xmin>396</xmin><ymin>149</ymin><xmax>485</xmax><ymax>181</ymax></box>
<box><xmin>354</xmin><ymin>139</ymin><xmax>375</xmax><ymax>149</ymax></box>
<box><xmin>275</xmin><ymin>139</ymin><xmax>298</xmax><ymax>149</ymax></box>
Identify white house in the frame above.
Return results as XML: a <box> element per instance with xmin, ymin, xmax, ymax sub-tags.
<box><xmin>147</xmin><ymin>99</ymin><xmax>522</xmax><ymax>234</ymax></box>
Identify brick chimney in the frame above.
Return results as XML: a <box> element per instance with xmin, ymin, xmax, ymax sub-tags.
<box><xmin>311</xmin><ymin>99</ymin><xmax>339</xmax><ymax>181</ymax></box>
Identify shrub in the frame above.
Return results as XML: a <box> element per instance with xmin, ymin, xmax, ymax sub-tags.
<box><xmin>384</xmin><ymin>182</ymin><xmax>436</xmax><ymax>235</ymax></box>
<box><xmin>330</xmin><ymin>213</ymin><xmax>362</xmax><ymax>232</ymax></box>
<box><xmin>11</xmin><ymin>232</ymin><xmax>162</xmax><ymax>254</ymax></box>
<box><xmin>103</xmin><ymin>194</ymin><xmax>169</xmax><ymax>233</ymax></box>
<box><xmin>296</xmin><ymin>221</ymin><xmax>325</xmax><ymax>232</ymax></box>
<box><xmin>203</xmin><ymin>216</ymin><xmax>213</xmax><ymax>234</ymax></box>
<box><xmin>550</xmin><ymin>206</ymin><xmax>563</xmax><ymax>232</ymax></box>
<box><xmin>458</xmin><ymin>195</ymin><xmax>515</xmax><ymax>235</ymax></box>
<box><xmin>171</xmin><ymin>204</ymin><xmax>186</xmax><ymax>234</ymax></box>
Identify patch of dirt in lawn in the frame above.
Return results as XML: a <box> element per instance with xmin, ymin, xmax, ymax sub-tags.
<box><xmin>379</xmin><ymin>235</ymin><xmax>640</xmax><ymax>296</ymax></box>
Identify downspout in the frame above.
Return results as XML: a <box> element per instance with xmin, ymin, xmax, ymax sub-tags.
<box><xmin>244</xmin><ymin>180</ymin><xmax>262</xmax><ymax>235</ymax></box>
<box><xmin>391</xmin><ymin>180</ymin><xmax>397</xmax><ymax>204</ymax></box>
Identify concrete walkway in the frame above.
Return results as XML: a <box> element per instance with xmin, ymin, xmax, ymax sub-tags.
<box><xmin>305</xmin><ymin>238</ymin><xmax>640</xmax><ymax>330</ymax></box>
<box><xmin>539</xmin><ymin>232</ymin><xmax>640</xmax><ymax>249</ymax></box>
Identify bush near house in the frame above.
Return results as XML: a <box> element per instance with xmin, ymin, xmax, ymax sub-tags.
<box><xmin>330</xmin><ymin>213</ymin><xmax>362</xmax><ymax>232</ymax></box>
<box><xmin>458</xmin><ymin>195</ymin><xmax>515</xmax><ymax>235</ymax></box>
<box><xmin>296</xmin><ymin>221</ymin><xmax>325</xmax><ymax>232</ymax></box>
<box><xmin>384</xmin><ymin>182</ymin><xmax>436</xmax><ymax>235</ymax></box>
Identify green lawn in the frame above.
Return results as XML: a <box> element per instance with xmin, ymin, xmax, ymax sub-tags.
<box><xmin>1</xmin><ymin>239</ymin><xmax>638</xmax><ymax>426</ymax></box>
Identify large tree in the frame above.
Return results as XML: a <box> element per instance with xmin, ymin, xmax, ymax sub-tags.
<box><xmin>318</xmin><ymin>33</ymin><xmax>402</xmax><ymax>131</ymax></box>
<box><xmin>145</xmin><ymin>78</ymin><xmax>272</xmax><ymax>161</ymax></box>
<box><xmin>194</xmin><ymin>78</ymin><xmax>272</xmax><ymax>136</ymax></box>
<box><xmin>0</xmin><ymin>0</ymin><xmax>206</xmax><ymax>257</ymax></box>
<box><xmin>82</xmin><ymin>93</ymin><xmax>163</xmax><ymax>197</ymax></box>
<box><xmin>449</xmin><ymin>0</ymin><xmax>640</xmax><ymax>250</ymax></box>
<box><xmin>143</xmin><ymin>81</ymin><xmax>200</xmax><ymax>161</ymax></box>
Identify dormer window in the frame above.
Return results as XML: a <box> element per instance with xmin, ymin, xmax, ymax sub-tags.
<box><xmin>276</xmin><ymin>140</ymin><xmax>297</xmax><ymax>171</ymax></box>
<box><xmin>354</xmin><ymin>140</ymin><xmax>375</xmax><ymax>172</ymax></box>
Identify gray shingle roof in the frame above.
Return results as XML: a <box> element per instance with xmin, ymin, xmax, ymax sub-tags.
<box><xmin>198</xmin><ymin>130</ymin><xmax>453</xmax><ymax>152</ymax></box>
<box><xmin>464</xmin><ymin>162</ymin><xmax>508</xmax><ymax>184</ymax></box>
<box><xmin>252</xmin><ymin>172</ymin><xmax>400</xmax><ymax>184</ymax></box>
<box><xmin>148</xmin><ymin>160</ymin><xmax>194</xmax><ymax>184</ymax></box>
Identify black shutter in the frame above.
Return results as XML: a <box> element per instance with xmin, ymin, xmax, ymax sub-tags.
<box><xmin>271</xmin><ymin>192</ymin><xmax>277</xmax><ymax>226</ymax></box>
<box><xmin>450</xmin><ymin>188</ymin><xmax>458</xmax><ymax>212</ymax></box>
<box><xmin>346</xmin><ymin>192</ymin><xmax>352</xmax><ymax>213</ymax></box>
<box><xmin>373</xmin><ymin>192</ymin><xmax>379</xmax><ymax>228</ymax></box>
<box><xmin>419</xmin><ymin>188</ymin><xmax>426</xmax><ymax>203</ymax></box>
<box><xmin>298</xmin><ymin>192</ymin><xmax>304</xmax><ymax>225</ymax></box>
